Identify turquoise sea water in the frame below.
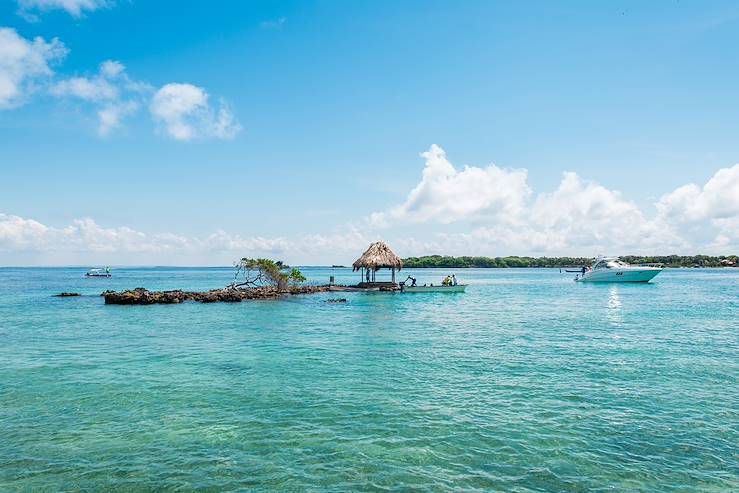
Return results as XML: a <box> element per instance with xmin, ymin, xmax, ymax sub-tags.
<box><xmin>1</xmin><ymin>267</ymin><xmax>737</xmax><ymax>492</ymax></box>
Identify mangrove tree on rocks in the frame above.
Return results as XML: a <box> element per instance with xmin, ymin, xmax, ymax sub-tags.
<box><xmin>229</xmin><ymin>258</ymin><xmax>306</xmax><ymax>291</ymax></box>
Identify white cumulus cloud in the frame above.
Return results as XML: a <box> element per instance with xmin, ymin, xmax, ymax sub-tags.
<box><xmin>524</xmin><ymin>171</ymin><xmax>677</xmax><ymax>252</ymax></box>
<box><xmin>657</xmin><ymin>164</ymin><xmax>739</xmax><ymax>222</ymax></box>
<box><xmin>370</xmin><ymin>145</ymin><xmax>739</xmax><ymax>255</ymax></box>
<box><xmin>99</xmin><ymin>59</ymin><xmax>124</xmax><ymax>78</ymax></box>
<box><xmin>1</xmin><ymin>31</ymin><xmax>240</xmax><ymax>141</ymax></box>
<box><xmin>150</xmin><ymin>83</ymin><xmax>241</xmax><ymax>141</ymax></box>
<box><xmin>0</xmin><ymin>214</ymin><xmax>49</xmax><ymax>250</ymax></box>
<box><xmin>656</xmin><ymin>164</ymin><xmax>739</xmax><ymax>249</ymax></box>
<box><xmin>370</xmin><ymin>144</ymin><xmax>530</xmax><ymax>226</ymax></box>
<box><xmin>0</xmin><ymin>27</ymin><xmax>67</xmax><ymax>109</ymax></box>
<box><xmin>0</xmin><ymin>213</ymin><xmax>373</xmax><ymax>265</ymax></box>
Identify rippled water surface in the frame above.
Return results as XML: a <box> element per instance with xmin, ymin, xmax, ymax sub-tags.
<box><xmin>1</xmin><ymin>267</ymin><xmax>737</xmax><ymax>492</ymax></box>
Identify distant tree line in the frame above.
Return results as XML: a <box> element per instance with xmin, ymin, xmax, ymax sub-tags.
<box><xmin>401</xmin><ymin>255</ymin><xmax>738</xmax><ymax>268</ymax></box>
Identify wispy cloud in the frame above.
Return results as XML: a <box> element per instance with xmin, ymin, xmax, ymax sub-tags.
<box><xmin>96</xmin><ymin>100</ymin><xmax>138</xmax><ymax>136</ymax></box>
<box><xmin>260</xmin><ymin>17</ymin><xmax>287</xmax><ymax>30</ymax></box>
<box><xmin>49</xmin><ymin>59</ymin><xmax>151</xmax><ymax>135</ymax></box>
<box><xmin>16</xmin><ymin>0</ymin><xmax>112</xmax><ymax>21</ymax></box>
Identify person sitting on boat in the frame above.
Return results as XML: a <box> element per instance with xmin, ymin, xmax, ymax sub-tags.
<box><xmin>451</xmin><ymin>274</ymin><xmax>458</xmax><ymax>286</ymax></box>
<box><xmin>442</xmin><ymin>276</ymin><xmax>452</xmax><ymax>286</ymax></box>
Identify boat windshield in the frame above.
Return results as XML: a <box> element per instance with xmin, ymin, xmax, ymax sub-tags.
<box><xmin>593</xmin><ymin>258</ymin><xmax>629</xmax><ymax>269</ymax></box>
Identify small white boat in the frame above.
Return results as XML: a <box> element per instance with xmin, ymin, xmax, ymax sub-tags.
<box><xmin>401</xmin><ymin>284</ymin><xmax>467</xmax><ymax>293</ymax></box>
<box><xmin>575</xmin><ymin>257</ymin><xmax>662</xmax><ymax>283</ymax></box>
<box><xmin>399</xmin><ymin>275</ymin><xmax>466</xmax><ymax>292</ymax></box>
<box><xmin>85</xmin><ymin>267</ymin><xmax>111</xmax><ymax>278</ymax></box>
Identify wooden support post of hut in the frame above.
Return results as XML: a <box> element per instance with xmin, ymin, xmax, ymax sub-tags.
<box><xmin>353</xmin><ymin>241</ymin><xmax>403</xmax><ymax>289</ymax></box>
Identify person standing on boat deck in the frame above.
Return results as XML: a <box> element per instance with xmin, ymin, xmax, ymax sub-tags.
<box><xmin>452</xmin><ymin>274</ymin><xmax>458</xmax><ymax>286</ymax></box>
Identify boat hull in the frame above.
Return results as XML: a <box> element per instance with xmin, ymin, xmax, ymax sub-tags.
<box><xmin>402</xmin><ymin>285</ymin><xmax>467</xmax><ymax>293</ymax></box>
<box><xmin>577</xmin><ymin>268</ymin><xmax>662</xmax><ymax>283</ymax></box>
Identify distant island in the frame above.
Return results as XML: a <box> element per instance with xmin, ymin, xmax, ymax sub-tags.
<box><xmin>402</xmin><ymin>255</ymin><xmax>738</xmax><ymax>269</ymax></box>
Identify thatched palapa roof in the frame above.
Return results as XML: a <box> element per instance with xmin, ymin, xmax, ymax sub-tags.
<box><xmin>352</xmin><ymin>241</ymin><xmax>403</xmax><ymax>272</ymax></box>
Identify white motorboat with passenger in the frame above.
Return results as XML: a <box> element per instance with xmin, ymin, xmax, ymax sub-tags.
<box><xmin>85</xmin><ymin>267</ymin><xmax>111</xmax><ymax>277</ymax></box>
<box><xmin>399</xmin><ymin>275</ymin><xmax>467</xmax><ymax>292</ymax></box>
<box><xmin>574</xmin><ymin>257</ymin><xmax>662</xmax><ymax>283</ymax></box>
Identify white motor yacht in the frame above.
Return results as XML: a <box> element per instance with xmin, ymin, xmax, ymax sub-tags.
<box><xmin>575</xmin><ymin>257</ymin><xmax>662</xmax><ymax>283</ymax></box>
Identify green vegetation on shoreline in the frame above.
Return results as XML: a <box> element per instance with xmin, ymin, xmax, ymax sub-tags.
<box><xmin>402</xmin><ymin>255</ymin><xmax>738</xmax><ymax>268</ymax></box>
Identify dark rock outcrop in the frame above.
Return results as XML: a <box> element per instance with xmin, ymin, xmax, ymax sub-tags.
<box><xmin>54</xmin><ymin>292</ymin><xmax>81</xmax><ymax>297</ymax></box>
<box><xmin>103</xmin><ymin>285</ymin><xmax>331</xmax><ymax>305</ymax></box>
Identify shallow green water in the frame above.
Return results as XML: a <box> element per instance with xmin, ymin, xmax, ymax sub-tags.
<box><xmin>1</xmin><ymin>267</ymin><xmax>737</xmax><ymax>492</ymax></box>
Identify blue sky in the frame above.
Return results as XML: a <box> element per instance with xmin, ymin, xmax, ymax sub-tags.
<box><xmin>1</xmin><ymin>0</ymin><xmax>738</xmax><ymax>265</ymax></box>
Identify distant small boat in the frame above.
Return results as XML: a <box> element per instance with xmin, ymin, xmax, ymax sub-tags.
<box><xmin>401</xmin><ymin>284</ymin><xmax>466</xmax><ymax>293</ymax></box>
<box><xmin>85</xmin><ymin>267</ymin><xmax>111</xmax><ymax>278</ymax></box>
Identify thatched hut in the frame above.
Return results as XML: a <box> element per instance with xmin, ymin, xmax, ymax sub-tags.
<box><xmin>353</xmin><ymin>241</ymin><xmax>402</xmax><ymax>286</ymax></box>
